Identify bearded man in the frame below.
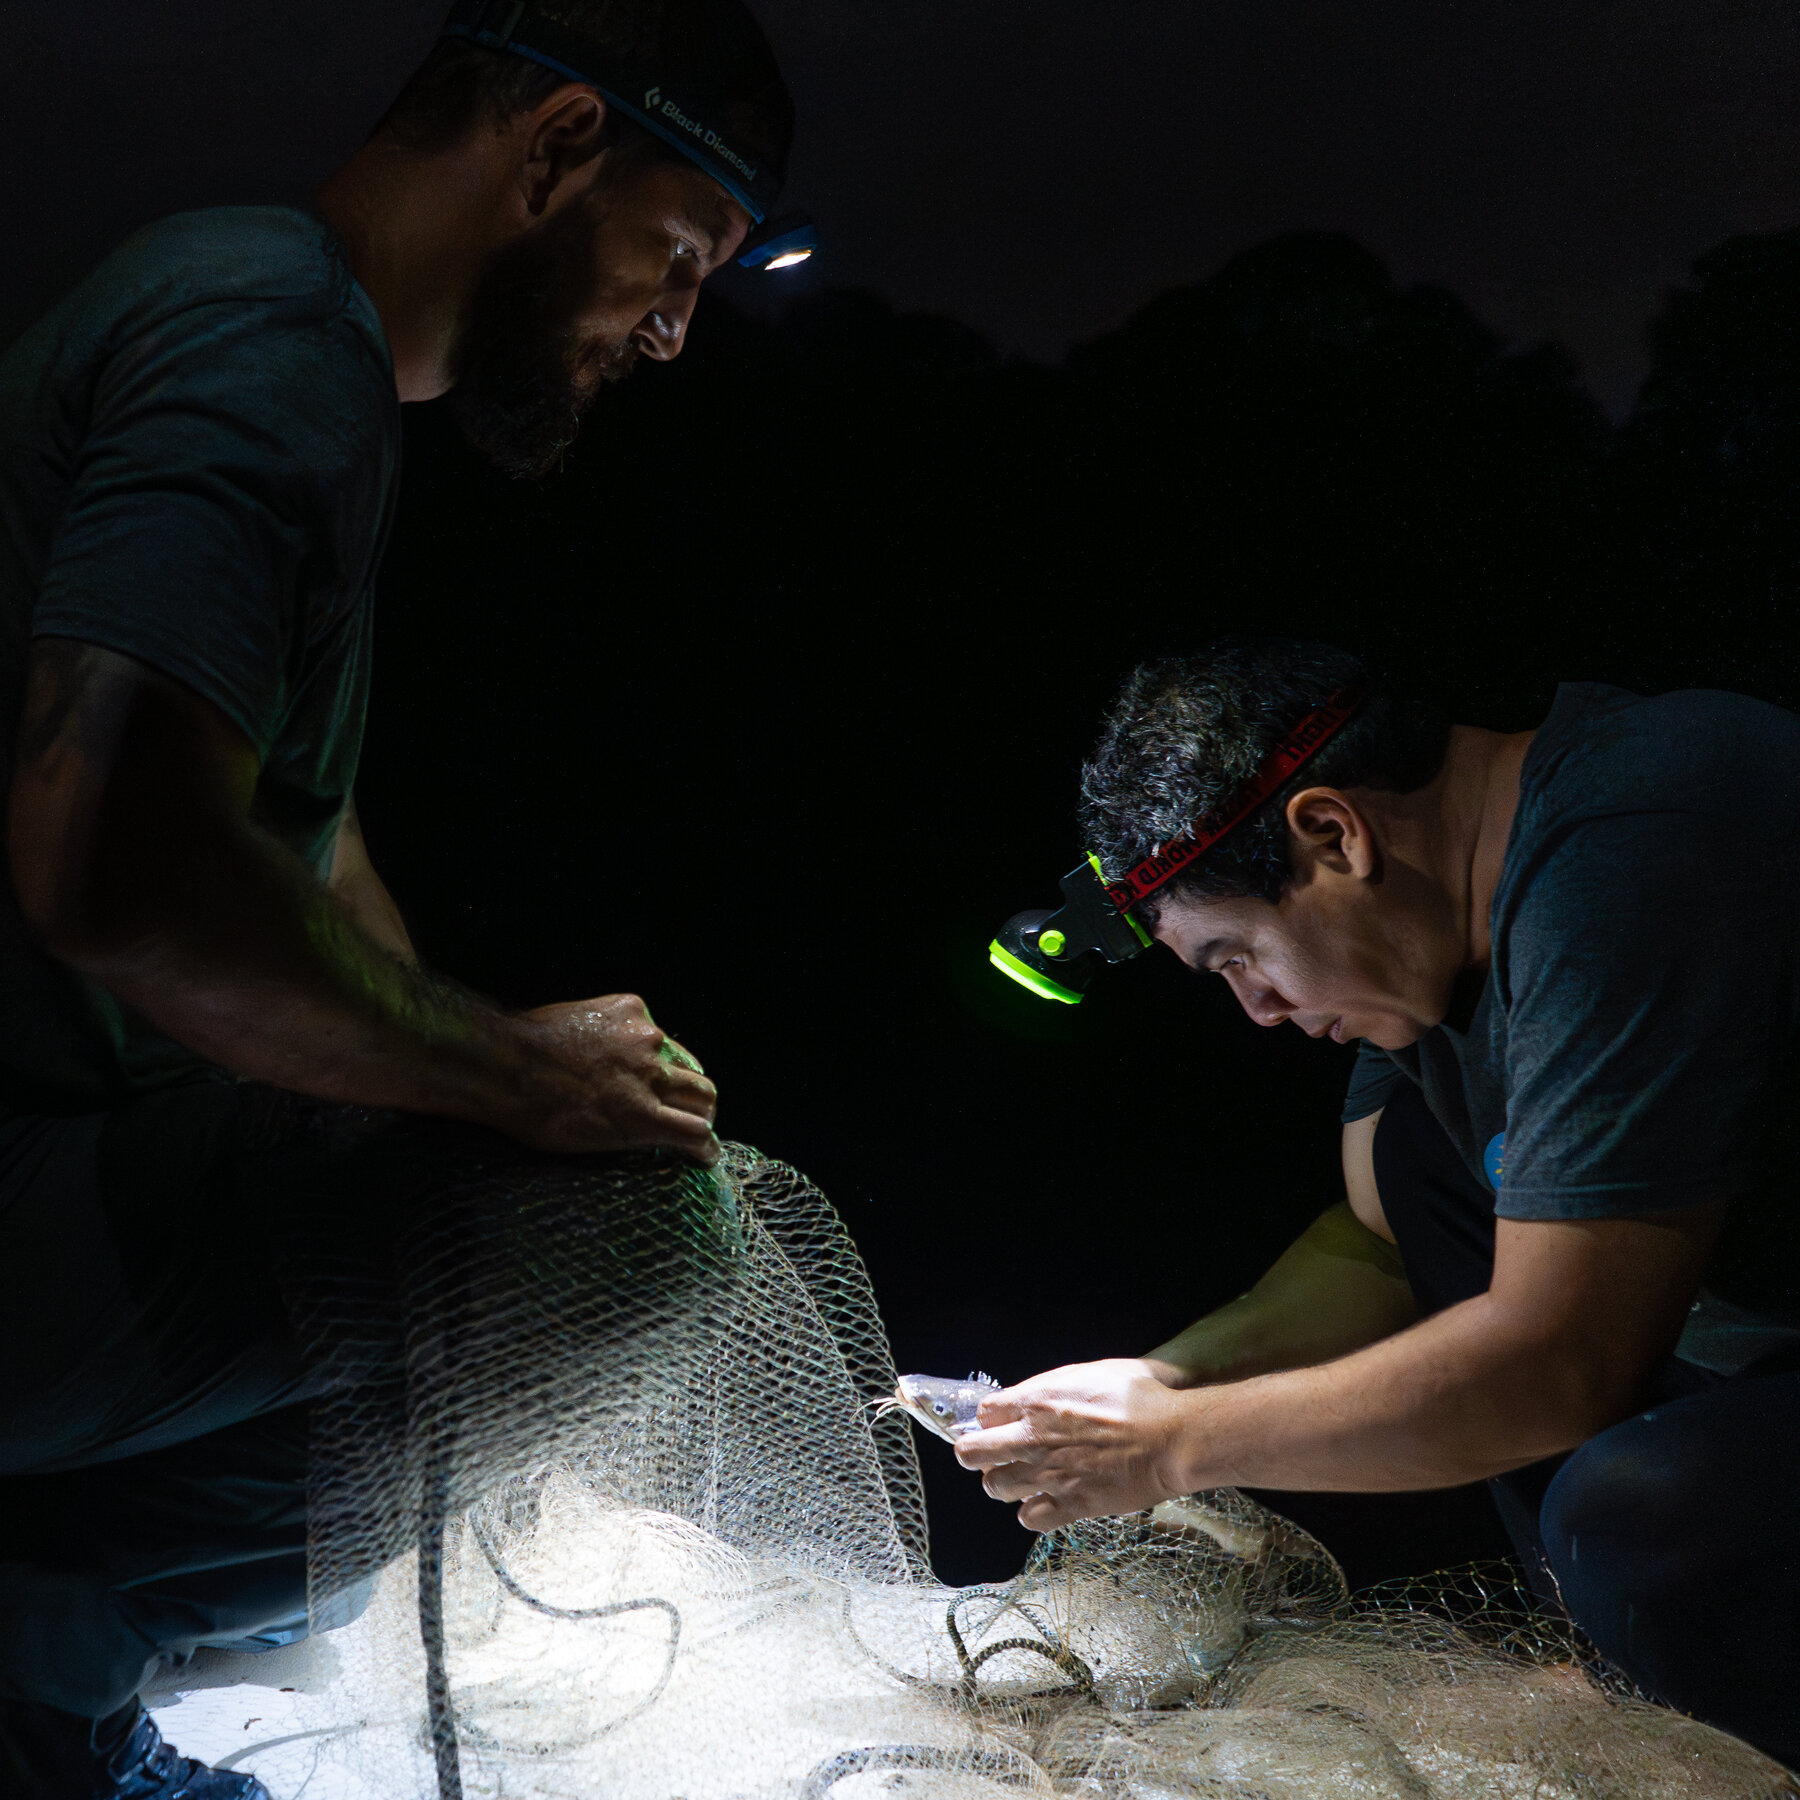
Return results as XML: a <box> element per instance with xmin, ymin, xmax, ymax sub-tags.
<box><xmin>960</xmin><ymin>638</ymin><xmax>1800</xmax><ymax>1764</ymax></box>
<box><xmin>0</xmin><ymin>3</ymin><xmax>797</xmax><ymax>1792</ymax></box>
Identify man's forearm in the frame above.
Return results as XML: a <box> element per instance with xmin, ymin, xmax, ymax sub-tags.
<box><xmin>1163</xmin><ymin>1293</ymin><xmax>1613</xmax><ymax>1493</ymax></box>
<box><xmin>960</xmin><ymin>1208</ymin><xmax>1715</xmax><ymax>1530</ymax></box>
<box><xmin>328</xmin><ymin>799</ymin><xmax>417</xmax><ymax>964</ymax></box>
<box><xmin>41</xmin><ymin>805</ymin><xmax>555</xmax><ymax>1134</ymax></box>
<box><xmin>1143</xmin><ymin>1203</ymin><xmax>1417</xmax><ymax>1388</ymax></box>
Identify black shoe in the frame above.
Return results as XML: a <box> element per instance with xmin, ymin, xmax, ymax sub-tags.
<box><xmin>100</xmin><ymin>1708</ymin><xmax>273</xmax><ymax>1800</ymax></box>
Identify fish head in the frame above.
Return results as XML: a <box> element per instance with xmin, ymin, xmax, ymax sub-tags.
<box><xmin>891</xmin><ymin>1372</ymin><xmax>1002</xmax><ymax>1445</ymax></box>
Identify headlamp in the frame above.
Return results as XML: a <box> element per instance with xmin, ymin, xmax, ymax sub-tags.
<box><xmin>990</xmin><ymin>684</ymin><xmax>1366</xmax><ymax>1004</ymax></box>
<box><xmin>990</xmin><ymin>854</ymin><xmax>1152</xmax><ymax>1004</ymax></box>
<box><xmin>736</xmin><ymin>212</ymin><xmax>818</xmax><ymax>272</ymax></box>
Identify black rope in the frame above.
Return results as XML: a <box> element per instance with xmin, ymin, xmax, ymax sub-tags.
<box><xmin>798</xmin><ymin>1744</ymin><xmax>1038</xmax><ymax>1798</ymax></box>
<box><xmin>419</xmin><ymin>1459</ymin><xmax>464</xmax><ymax>1800</ymax></box>
<box><xmin>839</xmin><ymin>1582</ymin><xmax>1099</xmax><ymax>1704</ymax></box>
<box><xmin>468</xmin><ymin>1509</ymin><xmax>683</xmax><ymax>1724</ymax></box>
<box><xmin>946</xmin><ymin>1588</ymin><xmax>1099</xmax><ymax>1701</ymax></box>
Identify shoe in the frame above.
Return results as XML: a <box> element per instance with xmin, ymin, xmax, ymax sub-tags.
<box><xmin>100</xmin><ymin>1708</ymin><xmax>272</xmax><ymax>1800</ymax></box>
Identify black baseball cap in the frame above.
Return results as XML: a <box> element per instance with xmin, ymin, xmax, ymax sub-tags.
<box><xmin>441</xmin><ymin>0</ymin><xmax>795</xmax><ymax>223</ymax></box>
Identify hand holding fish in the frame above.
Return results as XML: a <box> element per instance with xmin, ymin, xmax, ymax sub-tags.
<box><xmin>952</xmin><ymin>1358</ymin><xmax>1190</xmax><ymax>1532</ymax></box>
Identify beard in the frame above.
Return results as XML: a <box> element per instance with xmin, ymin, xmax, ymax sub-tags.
<box><xmin>445</xmin><ymin>213</ymin><xmax>640</xmax><ymax>480</ymax></box>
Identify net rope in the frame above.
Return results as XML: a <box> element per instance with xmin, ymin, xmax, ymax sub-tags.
<box><xmin>144</xmin><ymin>1131</ymin><xmax>1797</xmax><ymax>1799</ymax></box>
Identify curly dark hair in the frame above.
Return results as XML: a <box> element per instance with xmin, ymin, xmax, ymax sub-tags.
<box><xmin>1079</xmin><ymin>639</ymin><xmax>1451</xmax><ymax>918</ymax></box>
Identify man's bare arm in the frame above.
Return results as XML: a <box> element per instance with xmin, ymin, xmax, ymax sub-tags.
<box><xmin>958</xmin><ymin>1199</ymin><xmax>1724</xmax><ymax>1528</ymax></box>
<box><xmin>1156</xmin><ymin>1200</ymin><xmax>1723</xmax><ymax>1493</ymax></box>
<box><xmin>328</xmin><ymin>799</ymin><xmax>416</xmax><ymax>965</ymax></box>
<box><xmin>1142</xmin><ymin>1113</ymin><xmax>1416</xmax><ymax>1387</ymax></box>
<box><xmin>8</xmin><ymin>638</ymin><xmax>717</xmax><ymax>1158</ymax></box>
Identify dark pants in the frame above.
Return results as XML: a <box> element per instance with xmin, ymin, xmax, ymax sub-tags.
<box><xmin>1374</xmin><ymin>1079</ymin><xmax>1800</xmax><ymax>1763</ymax></box>
<box><xmin>0</xmin><ymin>1082</ymin><xmax>320</xmax><ymax>1720</ymax></box>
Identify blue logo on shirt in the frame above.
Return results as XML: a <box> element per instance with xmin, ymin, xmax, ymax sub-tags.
<box><xmin>1484</xmin><ymin>1132</ymin><xmax>1506</xmax><ymax>1191</ymax></box>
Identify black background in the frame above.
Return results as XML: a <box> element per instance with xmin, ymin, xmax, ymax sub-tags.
<box><xmin>7</xmin><ymin>0</ymin><xmax>1800</xmax><ymax>409</ymax></box>
<box><xmin>358</xmin><ymin>230</ymin><xmax>1800</xmax><ymax>1583</ymax></box>
<box><xmin>7</xmin><ymin>1</ymin><xmax>1800</xmax><ymax>1587</ymax></box>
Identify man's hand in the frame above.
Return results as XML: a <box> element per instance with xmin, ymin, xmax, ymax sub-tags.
<box><xmin>953</xmin><ymin>1358</ymin><xmax>1189</xmax><ymax>1532</ymax></box>
<box><xmin>517</xmin><ymin>995</ymin><xmax>719</xmax><ymax>1163</ymax></box>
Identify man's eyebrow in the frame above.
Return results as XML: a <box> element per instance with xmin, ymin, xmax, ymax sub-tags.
<box><xmin>683</xmin><ymin>190</ymin><xmax>738</xmax><ymax>252</ymax></box>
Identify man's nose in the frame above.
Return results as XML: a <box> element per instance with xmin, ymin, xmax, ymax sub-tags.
<box><xmin>1224</xmin><ymin>970</ymin><xmax>1289</xmax><ymax>1028</ymax></box>
<box><xmin>632</xmin><ymin>284</ymin><xmax>701</xmax><ymax>362</ymax></box>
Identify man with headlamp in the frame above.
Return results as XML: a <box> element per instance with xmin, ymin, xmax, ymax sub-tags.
<box><xmin>965</xmin><ymin>637</ymin><xmax>1800</xmax><ymax>1763</ymax></box>
<box><xmin>0</xmin><ymin>2</ymin><xmax>809</xmax><ymax>1793</ymax></box>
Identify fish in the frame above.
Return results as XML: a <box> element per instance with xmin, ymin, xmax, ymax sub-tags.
<box><xmin>1149</xmin><ymin>1495</ymin><xmax>1279</xmax><ymax>1561</ymax></box>
<box><xmin>875</xmin><ymin>1372</ymin><xmax>1003</xmax><ymax>1445</ymax></box>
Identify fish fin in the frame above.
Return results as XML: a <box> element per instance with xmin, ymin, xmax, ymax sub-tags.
<box><xmin>971</xmin><ymin>1370</ymin><xmax>997</xmax><ymax>1387</ymax></box>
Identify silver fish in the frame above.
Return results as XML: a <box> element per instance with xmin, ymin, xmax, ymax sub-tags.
<box><xmin>876</xmin><ymin>1372</ymin><xmax>1002</xmax><ymax>1444</ymax></box>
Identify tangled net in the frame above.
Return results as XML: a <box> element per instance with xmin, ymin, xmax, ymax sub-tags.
<box><xmin>144</xmin><ymin>1139</ymin><xmax>1796</xmax><ymax>1799</ymax></box>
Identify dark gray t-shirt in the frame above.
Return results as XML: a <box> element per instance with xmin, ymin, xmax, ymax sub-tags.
<box><xmin>0</xmin><ymin>207</ymin><xmax>399</xmax><ymax>1114</ymax></box>
<box><xmin>1343</xmin><ymin>682</ymin><xmax>1800</xmax><ymax>1371</ymax></box>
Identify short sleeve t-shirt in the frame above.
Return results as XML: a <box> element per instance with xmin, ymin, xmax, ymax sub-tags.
<box><xmin>0</xmin><ymin>207</ymin><xmax>399</xmax><ymax>1114</ymax></box>
<box><xmin>1342</xmin><ymin>682</ymin><xmax>1800</xmax><ymax>1371</ymax></box>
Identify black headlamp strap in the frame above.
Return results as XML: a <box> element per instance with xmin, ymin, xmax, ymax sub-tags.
<box><xmin>1102</xmin><ymin>683</ymin><xmax>1366</xmax><ymax>914</ymax></box>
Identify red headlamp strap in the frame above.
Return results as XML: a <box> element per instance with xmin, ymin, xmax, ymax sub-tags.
<box><xmin>1103</xmin><ymin>684</ymin><xmax>1366</xmax><ymax>914</ymax></box>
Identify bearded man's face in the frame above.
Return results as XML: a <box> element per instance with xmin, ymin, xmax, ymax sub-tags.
<box><xmin>447</xmin><ymin>153</ymin><xmax>749</xmax><ymax>478</ymax></box>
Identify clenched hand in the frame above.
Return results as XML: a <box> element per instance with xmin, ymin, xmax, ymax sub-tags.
<box><xmin>515</xmin><ymin>993</ymin><xmax>720</xmax><ymax>1163</ymax></box>
<box><xmin>953</xmin><ymin>1358</ymin><xmax>1190</xmax><ymax>1531</ymax></box>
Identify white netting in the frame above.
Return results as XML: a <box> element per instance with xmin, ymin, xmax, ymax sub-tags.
<box><xmin>145</xmin><ymin>1142</ymin><xmax>1796</xmax><ymax>1799</ymax></box>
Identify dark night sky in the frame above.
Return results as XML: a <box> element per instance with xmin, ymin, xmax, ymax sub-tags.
<box><xmin>6</xmin><ymin>0</ymin><xmax>1800</xmax><ymax>409</ymax></box>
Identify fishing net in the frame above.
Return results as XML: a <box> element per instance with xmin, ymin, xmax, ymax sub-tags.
<box><xmin>143</xmin><ymin>1131</ymin><xmax>1795</xmax><ymax>1800</ymax></box>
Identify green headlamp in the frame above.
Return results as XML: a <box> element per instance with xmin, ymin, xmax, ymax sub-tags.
<box><xmin>989</xmin><ymin>684</ymin><xmax>1367</xmax><ymax>1004</ymax></box>
<box><xmin>988</xmin><ymin>854</ymin><xmax>1154</xmax><ymax>1004</ymax></box>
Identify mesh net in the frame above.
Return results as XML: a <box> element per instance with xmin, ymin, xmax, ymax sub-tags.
<box><xmin>144</xmin><ymin>1135</ymin><xmax>1797</xmax><ymax>1800</ymax></box>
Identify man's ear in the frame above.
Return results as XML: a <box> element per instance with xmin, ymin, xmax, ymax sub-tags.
<box><xmin>519</xmin><ymin>88</ymin><xmax>610</xmax><ymax>218</ymax></box>
<box><xmin>1285</xmin><ymin>787</ymin><xmax>1379</xmax><ymax>881</ymax></box>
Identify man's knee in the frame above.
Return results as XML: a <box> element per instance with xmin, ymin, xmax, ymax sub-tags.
<box><xmin>1538</xmin><ymin>1392</ymin><xmax>1800</xmax><ymax>1759</ymax></box>
<box><xmin>0</xmin><ymin>1547</ymin><xmax>316</xmax><ymax>1718</ymax></box>
<box><xmin>1543</xmin><ymin>1415</ymin><xmax>1695</xmax><ymax>1571</ymax></box>
<box><xmin>1540</xmin><ymin>1409</ymin><xmax>1728</xmax><ymax>1615</ymax></box>
<box><xmin>1539</xmin><ymin>1403</ymin><xmax>1766</xmax><ymax>1699</ymax></box>
<box><xmin>0</xmin><ymin>1564</ymin><xmax>161</xmax><ymax>1716</ymax></box>
<box><xmin>1541</xmin><ymin>1379</ymin><xmax>1800</xmax><ymax>1601</ymax></box>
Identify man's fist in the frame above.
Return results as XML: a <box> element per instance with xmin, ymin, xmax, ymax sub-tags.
<box><xmin>513</xmin><ymin>993</ymin><xmax>720</xmax><ymax>1162</ymax></box>
<box><xmin>952</xmin><ymin>1359</ymin><xmax>1189</xmax><ymax>1531</ymax></box>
